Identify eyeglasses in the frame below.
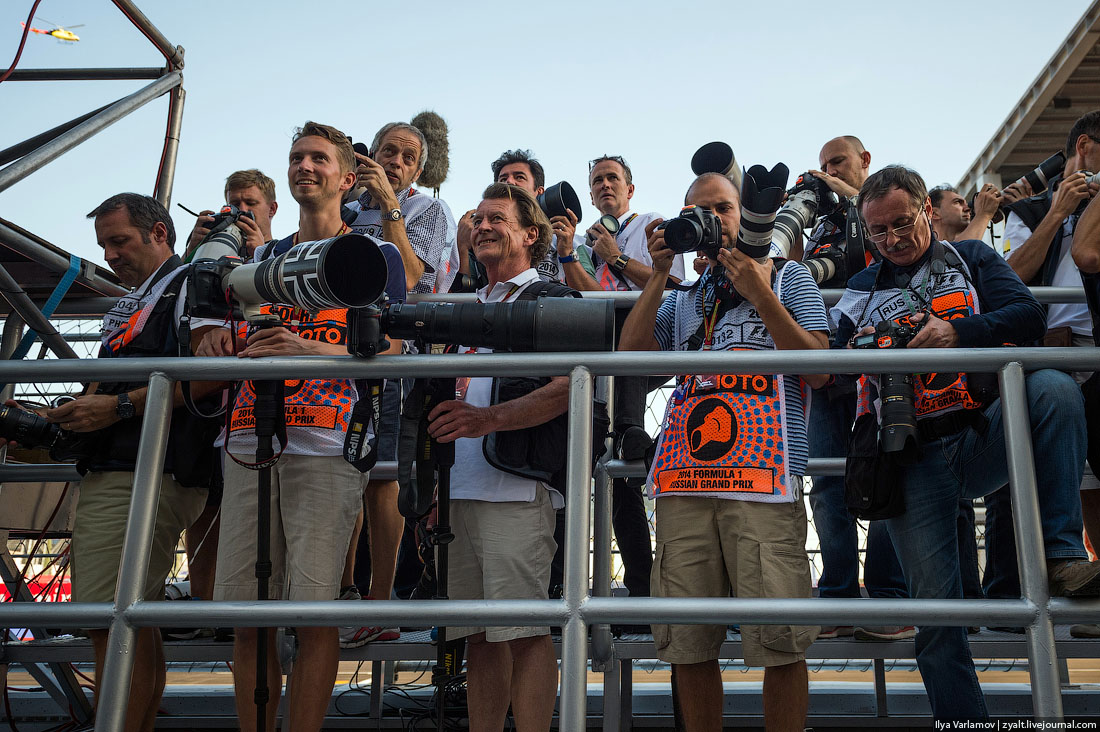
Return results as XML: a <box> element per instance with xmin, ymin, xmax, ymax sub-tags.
<box><xmin>589</xmin><ymin>155</ymin><xmax>628</xmax><ymax>172</ymax></box>
<box><xmin>867</xmin><ymin>210</ymin><xmax>926</xmax><ymax>244</ymax></box>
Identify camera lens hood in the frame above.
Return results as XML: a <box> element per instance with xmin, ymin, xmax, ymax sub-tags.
<box><xmin>537</xmin><ymin>181</ymin><xmax>583</xmax><ymax>223</ymax></box>
<box><xmin>691</xmin><ymin>141</ymin><xmax>743</xmax><ymax>191</ymax></box>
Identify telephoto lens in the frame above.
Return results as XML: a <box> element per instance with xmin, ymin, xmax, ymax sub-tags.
<box><xmin>1018</xmin><ymin>151</ymin><xmax>1067</xmax><ymax>194</ymax></box>
<box><xmin>737</xmin><ymin>163</ymin><xmax>789</xmax><ymax>262</ymax></box>
<box><xmin>0</xmin><ymin>405</ymin><xmax>64</xmax><ymax>450</ymax></box>
<box><xmin>878</xmin><ymin>373</ymin><xmax>919</xmax><ymax>463</ymax></box>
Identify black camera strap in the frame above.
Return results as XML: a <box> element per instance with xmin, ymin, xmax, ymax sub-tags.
<box><xmin>343</xmin><ymin>378</ymin><xmax>384</xmax><ymax>472</ymax></box>
<box><xmin>843</xmin><ymin>200</ymin><xmax>870</xmax><ymax>274</ymax></box>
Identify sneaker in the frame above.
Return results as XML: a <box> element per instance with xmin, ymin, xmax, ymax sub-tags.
<box><xmin>1070</xmin><ymin>623</ymin><xmax>1100</xmax><ymax>638</ymax></box>
<box><xmin>338</xmin><ymin>588</ymin><xmax>400</xmax><ymax>648</ymax></box>
<box><xmin>817</xmin><ymin>626</ymin><xmax>854</xmax><ymax>639</ymax></box>
<box><xmin>1048</xmin><ymin>559</ymin><xmax>1100</xmax><ymax>597</ymax></box>
<box><xmin>854</xmin><ymin>625</ymin><xmax>916</xmax><ymax>641</ymax></box>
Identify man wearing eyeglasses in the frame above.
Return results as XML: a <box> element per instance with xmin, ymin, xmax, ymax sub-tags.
<box><xmin>834</xmin><ymin>165</ymin><xmax>1100</xmax><ymax>721</ymax></box>
<box><xmin>801</xmin><ymin>136</ymin><xmax>913</xmax><ymax>642</ymax></box>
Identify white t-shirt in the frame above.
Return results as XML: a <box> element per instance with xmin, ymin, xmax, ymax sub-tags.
<box><xmin>450</xmin><ymin>267</ymin><xmax>564</xmax><ymax>508</ymax></box>
<box><xmin>1002</xmin><ymin>211</ymin><xmax>1092</xmax><ymax>336</ymax></box>
<box><xmin>581</xmin><ymin>210</ymin><xmax>685</xmax><ymax>290</ymax></box>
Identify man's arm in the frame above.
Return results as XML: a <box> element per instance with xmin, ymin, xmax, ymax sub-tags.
<box><xmin>426</xmin><ymin>376</ymin><xmax>569</xmax><ymax>443</ymax></box>
<box><xmin>586</xmin><ymin>220</ymin><xmax>680</xmax><ymax>290</ymax></box>
<box><xmin>355</xmin><ymin>152</ymin><xmax>426</xmax><ymax>289</ymax></box>
<box><xmin>957</xmin><ymin>184</ymin><xmax>1001</xmax><ymax>243</ymax></box>
<box><xmin>1072</xmin><ymin>192</ymin><xmax>1100</xmax><ymax>274</ymax></box>
<box><xmin>1004</xmin><ymin>172</ymin><xmax>1093</xmax><ymax>282</ymax></box>
<box><xmin>619</xmin><ymin>220</ymin><xmax>671</xmax><ymax>351</ymax></box>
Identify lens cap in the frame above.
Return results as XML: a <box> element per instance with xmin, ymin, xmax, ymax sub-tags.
<box><xmin>691</xmin><ymin>141</ymin><xmax>743</xmax><ymax>191</ymax></box>
<box><xmin>537</xmin><ymin>181</ymin><xmax>583</xmax><ymax>223</ymax></box>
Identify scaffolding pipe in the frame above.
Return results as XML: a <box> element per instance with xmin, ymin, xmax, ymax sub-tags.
<box><xmin>0</xmin><ymin>264</ymin><xmax>79</xmax><ymax>359</ymax></box>
<box><xmin>1000</xmin><ymin>362</ymin><xmax>1062</xmax><ymax>719</ymax></box>
<box><xmin>111</xmin><ymin>0</ymin><xmax>184</xmax><ymax>69</ymax></box>
<box><xmin>4</xmin><ymin>67</ymin><xmax>165</xmax><ymax>81</ymax></box>
<box><xmin>590</xmin><ymin>374</ymin><xmax>614</xmax><ymax>669</ymax></box>
<box><xmin>0</xmin><ymin>71</ymin><xmax>183</xmax><ymax>195</ymax></box>
<box><xmin>94</xmin><ymin>372</ymin><xmax>175</xmax><ymax>732</ymax></box>
<box><xmin>560</xmin><ymin>366</ymin><xmax>594</xmax><ymax>732</ymax></box>
<box><xmin>0</xmin><ymin>102</ymin><xmax>113</xmax><ymax>166</ymax></box>
<box><xmin>153</xmin><ymin>86</ymin><xmax>185</xmax><ymax>207</ymax></box>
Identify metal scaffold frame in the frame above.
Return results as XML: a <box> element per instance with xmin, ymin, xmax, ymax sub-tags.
<box><xmin>1</xmin><ymin>346</ymin><xmax>1098</xmax><ymax>730</ymax></box>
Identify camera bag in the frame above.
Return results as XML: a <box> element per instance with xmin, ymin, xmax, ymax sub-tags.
<box><xmin>844</xmin><ymin>411</ymin><xmax>905</xmax><ymax>520</ymax></box>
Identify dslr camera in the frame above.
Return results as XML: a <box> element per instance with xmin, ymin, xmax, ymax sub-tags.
<box><xmin>852</xmin><ymin>319</ymin><xmax>925</xmax><ymax>462</ymax></box>
<box><xmin>657</xmin><ymin>205</ymin><xmax>722</xmax><ymax>257</ymax></box>
<box><xmin>0</xmin><ymin>399</ymin><xmax>96</xmax><ymax>462</ymax></box>
<box><xmin>192</xmin><ymin>204</ymin><xmax>256</xmax><ymax>261</ymax></box>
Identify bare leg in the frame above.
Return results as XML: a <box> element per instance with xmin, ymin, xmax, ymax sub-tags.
<box><xmin>184</xmin><ymin>504</ymin><xmax>220</xmax><ymax>600</ymax></box>
<box><xmin>672</xmin><ymin>660</ymin><xmax>722</xmax><ymax>731</ymax></box>
<box><xmin>507</xmin><ymin>634</ymin><xmax>558</xmax><ymax>731</ymax></box>
<box><xmin>365</xmin><ymin>480</ymin><xmax>402</xmax><ymax>601</ymax></box>
<box><xmin>762</xmin><ymin>660</ymin><xmax>808</xmax><ymax>732</ymax></box>
<box><xmin>286</xmin><ymin>626</ymin><xmax>340</xmax><ymax>731</ymax></box>
<box><xmin>341</xmin><ymin>509</ymin><xmax>364</xmax><ymax>590</ymax></box>
<box><xmin>1081</xmin><ymin>490</ymin><xmax>1100</xmax><ymax>558</ymax></box>
<box><xmin>89</xmin><ymin>627</ymin><xmax>168</xmax><ymax>732</ymax></box>
<box><xmin>465</xmin><ymin>632</ymin><xmax>512</xmax><ymax>732</ymax></box>
<box><xmin>231</xmin><ymin>627</ymin><xmax>282</xmax><ymax>732</ymax></box>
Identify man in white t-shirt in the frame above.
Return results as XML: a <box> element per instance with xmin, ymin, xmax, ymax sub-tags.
<box><xmin>427</xmin><ymin>183</ymin><xmax>569</xmax><ymax>731</ymax></box>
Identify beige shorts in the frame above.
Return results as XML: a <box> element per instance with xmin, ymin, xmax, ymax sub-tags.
<box><xmin>446</xmin><ymin>485</ymin><xmax>557</xmax><ymax>642</ymax></box>
<box><xmin>651</xmin><ymin>495</ymin><xmax>818</xmax><ymax>667</ymax></box>
<box><xmin>214</xmin><ymin>453</ymin><xmax>363</xmax><ymax>602</ymax></box>
<box><xmin>71</xmin><ymin>471</ymin><xmax>207</xmax><ymax>603</ymax></box>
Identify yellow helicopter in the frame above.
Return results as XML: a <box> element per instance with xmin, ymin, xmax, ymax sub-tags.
<box><xmin>21</xmin><ymin>19</ymin><xmax>83</xmax><ymax>43</ymax></box>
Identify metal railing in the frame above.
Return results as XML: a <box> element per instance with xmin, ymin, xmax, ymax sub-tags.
<box><xmin>2</xmin><ymin>347</ymin><xmax>1100</xmax><ymax>729</ymax></box>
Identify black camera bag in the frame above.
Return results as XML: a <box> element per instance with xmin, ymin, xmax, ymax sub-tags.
<box><xmin>844</xmin><ymin>411</ymin><xmax>905</xmax><ymax>520</ymax></box>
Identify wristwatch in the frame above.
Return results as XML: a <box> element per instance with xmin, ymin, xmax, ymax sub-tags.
<box><xmin>610</xmin><ymin>253</ymin><xmax>630</xmax><ymax>272</ymax></box>
<box><xmin>116</xmin><ymin>393</ymin><xmax>136</xmax><ymax>420</ymax></box>
<box><xmin>558</xmin><ymin>253</ymin><xmax>577</xmax><ymax>264</ymax></box>
<box><xmin>385</xmin><ymin>207</ymin><xmax>403</xmax><ymax>222</ymax></box>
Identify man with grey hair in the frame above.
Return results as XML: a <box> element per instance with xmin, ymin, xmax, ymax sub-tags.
<box><xmin>834</xmin><ymin>164</ymin><xmax>1100</xmax><ymax>721</ymax></box>
<box><xmin>347</xmin><ymin>121</ymin><xmax>451</xmax><ymax>294</ymax></box>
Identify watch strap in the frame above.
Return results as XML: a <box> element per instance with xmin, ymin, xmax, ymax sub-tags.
<box><xmin>558</xmin><ymin>254</ymin><xmax>577</xmax><ymax>264</ymax></box>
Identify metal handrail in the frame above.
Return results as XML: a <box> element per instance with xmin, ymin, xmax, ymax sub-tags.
<box><xmin>0</xmin><ymin>347</ymin><xmax>1096</xmax><ymax>726</ymax></box>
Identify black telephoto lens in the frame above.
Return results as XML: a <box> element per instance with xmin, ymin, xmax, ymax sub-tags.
<box><xmin>0</xmin><ymin>406</ymin><xmax>62</xmax><ymax>449</ymax></box>
<box><xmin>878</xmin><ymin>372</ymin><xmax>919</xmax><ymax>462</ymax></box>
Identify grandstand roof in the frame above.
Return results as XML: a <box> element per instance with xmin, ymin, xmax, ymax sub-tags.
<box><xmin>957</xmin><ymin>0</ymin><xmax>1100</xmax><ymax>196</ymax></box>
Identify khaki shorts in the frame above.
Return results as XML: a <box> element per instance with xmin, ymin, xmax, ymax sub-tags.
<box><xmin>214</xmin><ymin>453</ymin><xmax>363</xmax><ymax>602</ymax></box>
<box><xmin>71</xmin><ymin>471</ymin><xmax>207</xmax><ymax>603</ymax></box>
<box><xmin>446</xmin><ymin>485</ymin><xmax>556</xmax><ymax>642</ymax></box>
<box><xmin>651</xmin><ymin>495</ymin><xmax>818</xmax><ymax>667</ymax></box>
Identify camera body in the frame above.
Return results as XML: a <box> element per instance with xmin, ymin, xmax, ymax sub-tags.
<box><xmin>788</xmin><ymin>171</ymin><xmax>839</xmax><ymax>218</ymax></box>
<box><xmin>658</xmin><ymin>205</ymin><xmax>722</xmax><ymax>256</ymax></box>
<box><xmin>852</xmin><ymin>318</ymin><xmax>925</xmax><ymax>462</ymax></box>
<box><xmin>192</xmin><ymin>205</ymin><xmax>255</xmax><ymax>261</ymax></box>
<box><xmin>851</xmin><ymin>319</ymin><xmax>923</xmax><ymax>350</ymax></box>
<box><xmin>0</xmin><ymin>405</ymin><xmax>96</xmax><ymax>462</ymax></box>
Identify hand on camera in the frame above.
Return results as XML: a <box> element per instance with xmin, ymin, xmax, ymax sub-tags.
<box><xmin>196</xmin><ymin>328</ymin><xmax>242</xmax><ymax>357</ymax></box>
<box><xmin>185</xmin><ymin>210</ymin><xmax>216</xmax><ymax>257</ymax></box>
<box><xmin>238</xmin><ymin>327</ymin><xmax>327</xmax><ymax>358</ymax></box>
<box><xmin>693</xmin><ymin>252</ymin><xmax>709</xmax><ymax>276</ymax></box>
<box><xmin>1001</xmin><ymin>180</ymin><xmax>1033</xmax><ymax>204</ymax></box>
<box><xmin>1052</xmin><ymin>172</ymin><xmax>1093</xmax><ymax>218</ymax></box>
<box><xmin>457</xmin><ymin>209</ymin><xmax>477</xmax><ymax>255</ymax></box>
<box><xmin>906</xmin><ymin>313</ymin><xmax>958</xmax><ymax>348</ymax></box>
<box><xmin>716</xmin><ymin>248</ymin><xmax>772</xmax><ymax>307</ymax></box>
<box><xmin>550</xmin><ymin>210</ymin><xmax>578</xmax><ymax>255</ymax></box>
<box><xmin>973</xmin><ymin>184</ymin><xmax>1002</xmax><ymax>217</ymax></box>
<box><xmin>587</xmin><ymin>220</ymin><xmax>621</xmax><ymax>262</ymax></box>
<box><xmin>46</xmin><ymin>394</ymin><xmax>120</xmax><ymax>432</ymax></box>
<box><xmin>355</xmin><ymin>152</ymin><xmax>399</xmax><ymax>210</ymax></box>
<box><xmin>807</xmin><ymin>170</ymin><xmax>859</xmax><ymax>199</ymax></box>
<box><xmin>236</xmin><ymin>213</ymin><xmax>266</xmax><ymax>255</ymax></box>
<box><xmin>644</xmin><ymin>218</ymin><xmax>674</xmax><ymax>273</ymax></box>
<box><xmin>426</xmin><ymin>400</ymin><xmax>497</xmax><ymax>442</ymax></box>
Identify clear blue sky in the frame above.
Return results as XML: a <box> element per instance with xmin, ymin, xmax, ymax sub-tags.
<box><xmin>0</xmin><ymin>0</ymin><xmax>1093</xmax><ymax>269</ymax></box>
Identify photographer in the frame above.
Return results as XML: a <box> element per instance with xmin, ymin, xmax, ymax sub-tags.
<box><xmin>441</xmin><ymin>149</ymin><xmax>591</xmax><ymax>292</ymax></box>
<box><xmin>429</xmin><ymin>183</ymin><xmax>569</xmax><ymax>732</ymax></box>
<box><xmin>2</xmin><ymin>193</ymin><xmax>223</xmax><ymax>732</ymax></box>
<box><xmin>802</xmin><ymin>136</ymin><xmax>912</xmax><ymax>639</ymax></box>
<box><xmin>197</xmin><ymin>122</ymin><xmax>406</xmax><ymax>732</ymax></box>
<box><xmin>929</xmin><ymin>183</ymin><xmax>1002</xmax><ymax>244</ymax></box>
<box><xmin>183</xmin><ymin>169</ymin><xmax>279</xmax><ymax>259</ymax></box>
<box><xmin>834</xmin><ymin>165</ymin><xmax>1100</xmax><ymax>721</ymax></box>
<box><xmin>620</xmin><ymin>172</ymin><xmax>827</xmax><ymax>732</ymax></box>
<box><xmin>992</xmin><ymin>111</ymin><xmax>1100</xmax><ymax>635</ymax></box>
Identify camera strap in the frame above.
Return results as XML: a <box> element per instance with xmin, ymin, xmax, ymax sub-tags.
<box><xmin>843</xmin><ymin>200</ymin><xmax>871</xmax><ymax>273</ymax></box>
<box><xmin>343</xmin><ymin>378</ymin><xmax>384</xmax><ymax>472</ymax></box>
